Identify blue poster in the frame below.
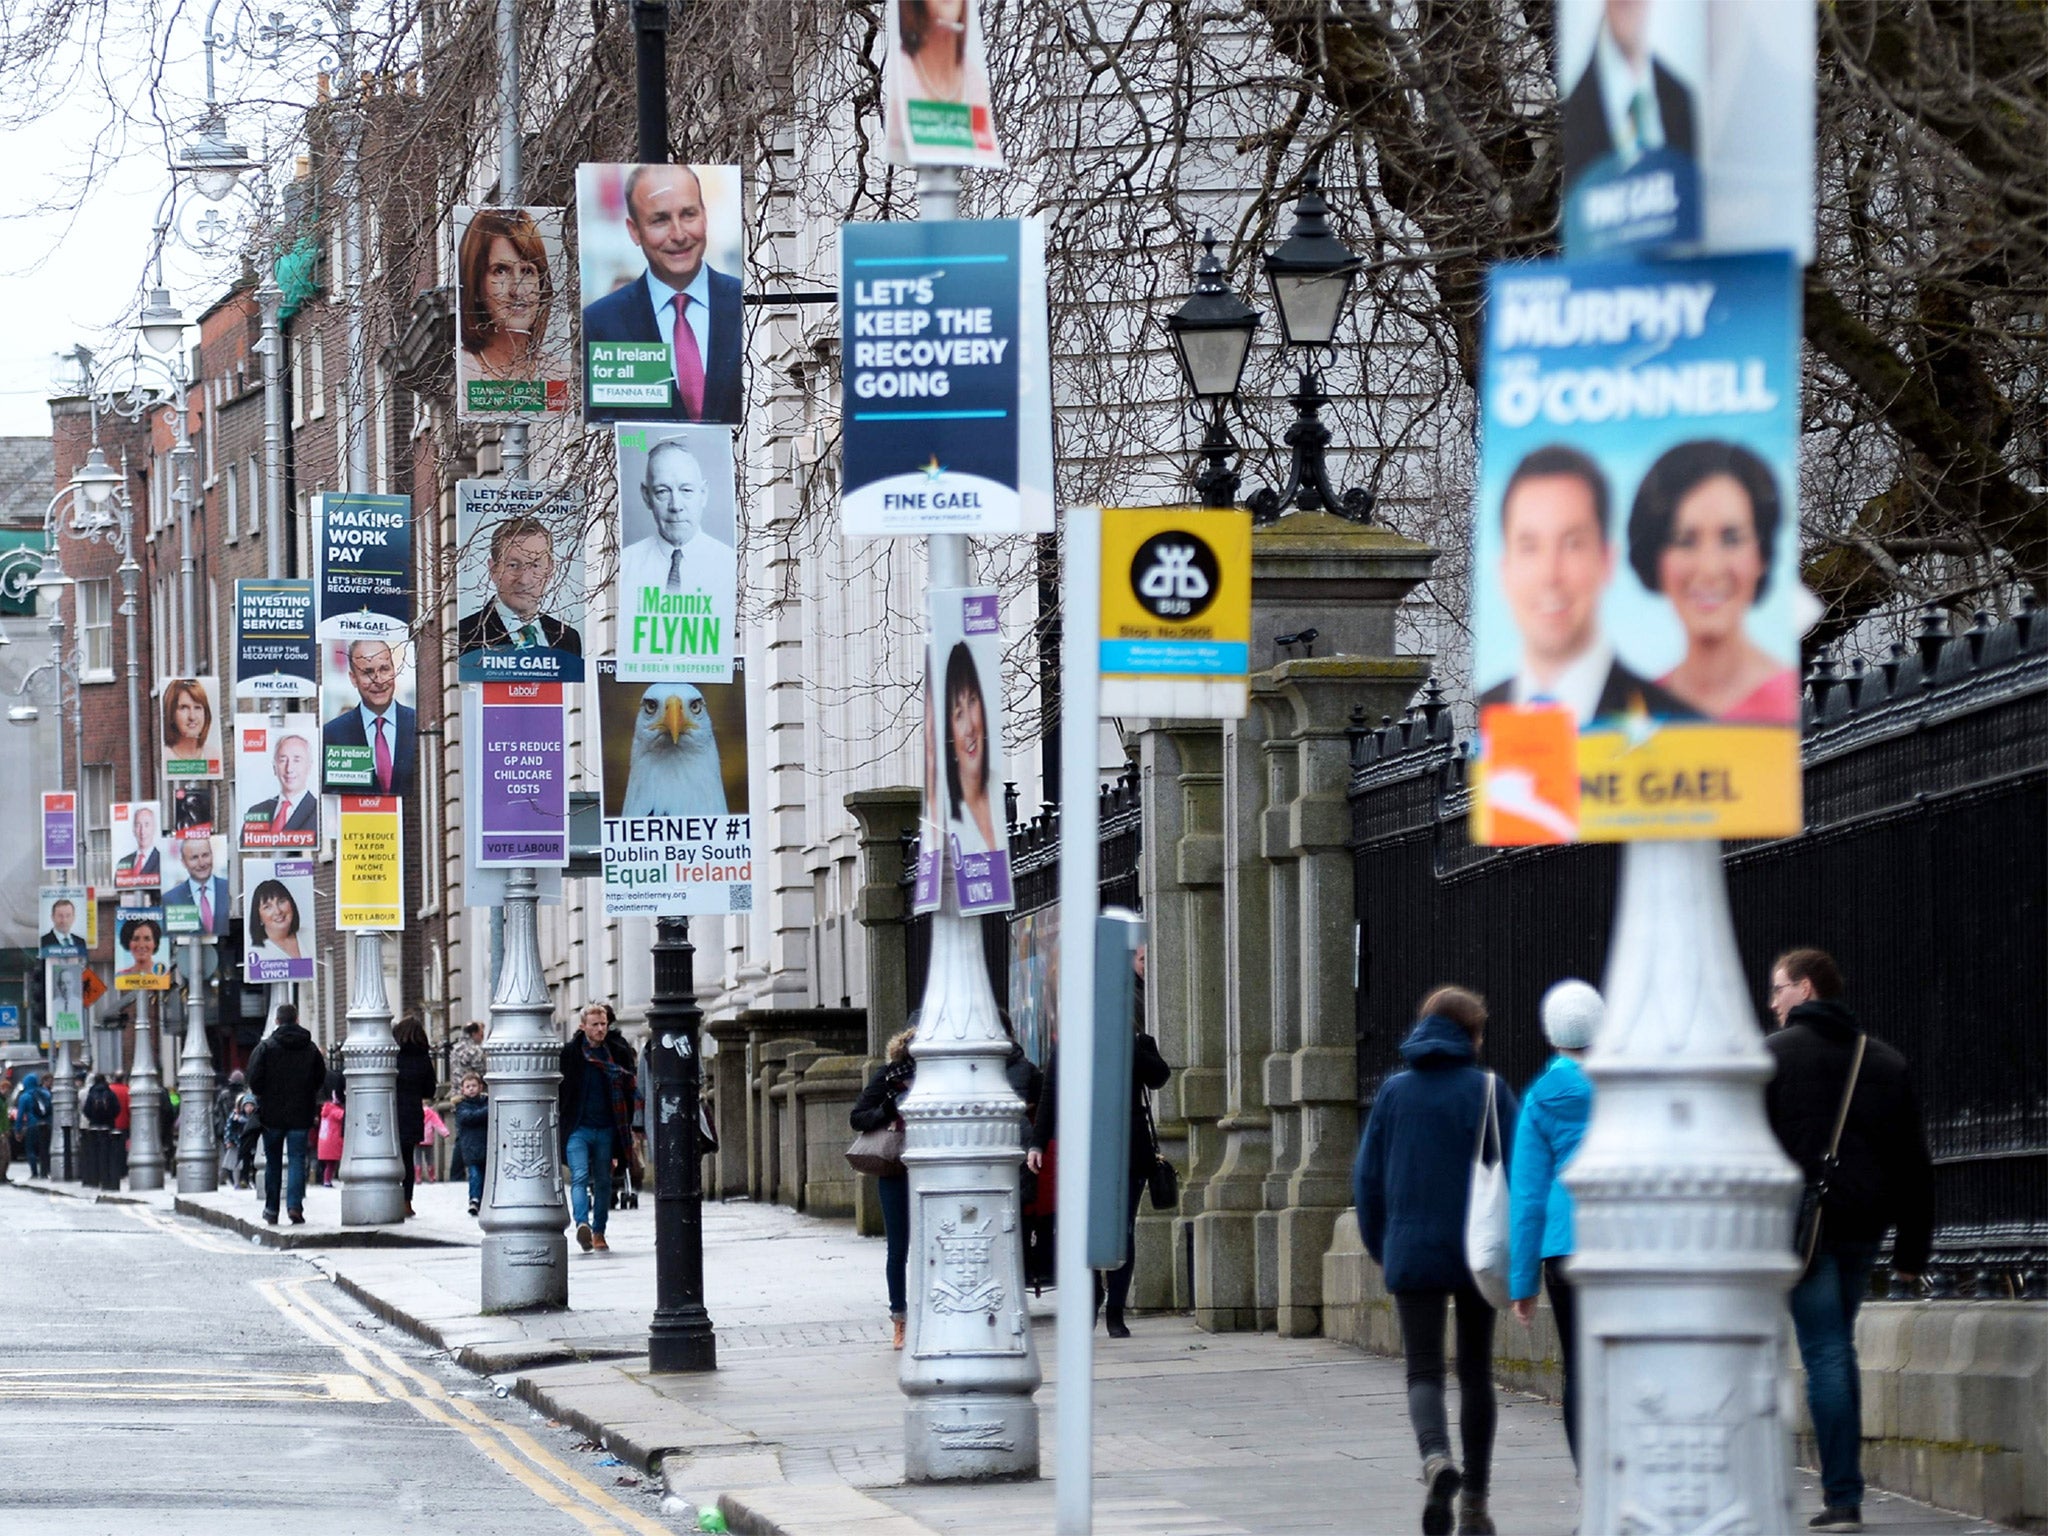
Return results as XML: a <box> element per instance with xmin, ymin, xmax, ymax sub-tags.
<box><xmin>1471</xmin><ymin>251</ymin><xmax>1803</xmax><ymax>845</ymax></box>
<box><xmin>839</xmin><ymin>218</ymin><xmax>1053</xmax><ymax>536</ymax></box>
<box><xmin>234</xmin><ymin>579</ymin><xmax>318</xmax><ymax>701</ymax></box>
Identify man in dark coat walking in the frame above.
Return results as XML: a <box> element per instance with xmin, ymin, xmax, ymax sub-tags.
<box><xmin>1765</xmin><ymin>948</ymin><xmax>1934</xmax><ymax>1533</ymax></box>
<box><xmin>245</xmin><ymin>1004</ymin><xmax>328</xmax><ymax>1224</ymax></box>
<box><xmin>558</xmin><ymin>1003</ymin><xmax>637</xmax><ymax>1253</ymax></box>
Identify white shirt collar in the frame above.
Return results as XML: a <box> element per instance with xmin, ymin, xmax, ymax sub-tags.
<box><xmin>358</xmin><ymin>701</ymin><xmax>393</xmax><ymax>733</ymax></box>
<box><xmin>644</xmin><ymin>263</ymin><xmax>711</xmax><ymax>322</ymax></box>
<box><xmin>1512</xmin><ymin>636</ymin><xmax>1613</xmax><ymax>728</ymax></box>
<box><xmin>1596</xmin><ymin>25</ymin><xmax>1662</xmax><ymax>157</ymax></box>
<box><xmin>494</xmin><ymin>599</ymin><xmax>542</xmax><ymax>638</ymax></box>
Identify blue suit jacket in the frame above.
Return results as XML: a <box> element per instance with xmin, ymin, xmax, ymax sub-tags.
<box><xmin>163</xmin><ymin>874</ymin><xmax>231</xmax><ymax>936</ymax></box>
<box><xmin>581</xmin><ymin>267</ymin><xmax>743</xmax><ymax>424</ymax></box>
<box><xmin>321</xmin><ymin>702</ymin><xmax>417</xmax><ymax>795</ymax></box>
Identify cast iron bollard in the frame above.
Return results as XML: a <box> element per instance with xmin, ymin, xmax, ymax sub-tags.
<box><xmin>646</xmin><ymin>916</ymin><xmax>715</xmax><ymax>1371</ymax></box>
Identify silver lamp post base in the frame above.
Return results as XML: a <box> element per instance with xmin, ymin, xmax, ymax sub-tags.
<box><xmin>127</xmin><ymin>993</ymin><xmax>167</xmax><ymax>1191</ymax></box>
<box><xmin>175</xmin><ymin>937</ymin><xmax>218</xmax><ymax>1192</ymax></box>
<box><xmin>1567</xmin><ymin>840</ymin><xmax>1803</xmax><ymax>1535</ymax></box>
<box><xmin>479</xmin><ymin>867</ymin><xmax>567</xmax><ymax>1312</ymax></box>
<box><xmin>339</xmin><ymin>931</ymin><xmax>406</xmax><ymax>1225</ymax></box>
<box><xmin>49</xmin><ymin>1040</ymin><xmax>78</xmax><ymax>1181</ymax></box>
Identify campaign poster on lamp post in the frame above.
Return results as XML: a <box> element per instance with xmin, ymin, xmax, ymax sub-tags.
<box><xmin>464</xmin><ymin>681</ymin><xmax>569</xmax><ymax>867</ymax></box>
<box><xmin>47</xmin><ymin>958</ymin><xmax>87</xmax><ymax>1043</ymax></box>
<box><xmin>112</xmin><ymin>801</ymin><xmax>177</xmax><ymax>891</ymax></box>
<box><xmin>235</xmin><ymin>713</ymin><xmax>321</xmax><ymax>851</ymax></box>
<box><xmin>160</xmin><ymin>676</ymin><xmax>224</xmax><ymax>779</ymax></box>
<box><xmin>612</xmin><ymin>425</ymin><xmax>737</xmax><ymax>683</ymax></box>
<box><xmin>114</xmin><ymin>906</ymin><xmax>172</xmax><ymax>991</ymax></box>
<box><xmin>454</xmin><ymin>205</ymin><xmax>574</xmax><ymax>420</ymax></box>
<box><xmin>162</xmin><ymin>834</ymin><xmax>229</xmax><ymax>939</ymax></box>
<box><xmin>595</xmin><ymin>657</ymin><xmax>754</xmax><ymax>918</ymax></box>
<box><xmin>245</xmin><ymin>860</ymin><xmax>317</xmax><ymax>982</ymax></box>
<box><xmin>336</xmin><ymin>796</ymin><xmax>404</xmax><ymax>930</ymax></box>
<box><xmin>234</xmin><ymin>579</ymin><xmax>319</xmax><ymax>701</ymax></box>
<box><xmin>42</xmin><ymin>791</ymin><xmax>76</xmax><ymax>870</ymax></box>
<box><xmin>455</xmin><ymin>479</ymin><xmax>586</xmax><ymax>682</ymax></box>
<box><xmin>38</xmin><ymin>886</ymin><xmax>89</xmax><ymax>958</ymax></box>
<box><xmin>316</xmin><ymin>493</ymin><xmax>416</xmax><ymax>795</ymax></box>
<box><xmin>574</xmin><ymin>163</ymin><xmax>745</xmax><ymax>426</ymax></box>
<box><xmin>929</xmin><ymin>588</ymin><xmax>1012</xmax><ymax>914</ymax></box>
<box><xmin>839</xmin><ymin>217</ymin><xmax>1054</xmax><ymax>537</ymax></box>
<box><xmin>1470</xmin><ymin>250</ymin><xmax>1802</xmax><ymax>846</ymax></box>
<box><xmin>884</xmin><ymin>0</ymin><xmax>1005</xmax><ymax>169</ymax></box>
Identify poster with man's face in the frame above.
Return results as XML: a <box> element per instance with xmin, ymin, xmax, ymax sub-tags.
<box><xmin>454</xmin><ymin>205</ymin><xmax>574</xmax><ymax>420</ymax></box>
<box><xmin>236</xmin><ymin>714</ymin><xmax>322</xmax><ymax>851</ymax></box>
<box><xmin>160</xmin><ymin>676</ymin><xmax>224</xmax><ymax>779</ymax></box>
<box><xmin>929</xmin><ymin>587</ymin><xmax>1011</xmax><ymax>914</ymax></box>
<box><xmin>39</xmin><ymin>886</ymin><xmax>88</xmax><ymax>958</ymax></box>
<box><xmin>319</xmin><ymin>633</ymin><xmax>417</xmax><ymax>796</ymax></box>
<box><xmin>455</xmin><ymin>479</ymin><xmax>586</xmax><ymax>682</ymax></box>
<box><xmin>163</xmin><ymin>834</ymin><xmax>229</xmax><ymax>938</ymax></box>
<box><xmin>112</xmin><ymin>801</ymin><xmax>180</xmax><ymax>892</ymax></box>
<box><xmin>612</xmin><ymin>425</ymin><xmax>738</xmax><ymax>684</ymax></box>
<box><xmin>884</xmin><ymin>0</ymin><xmax>1006</xmax><ymax>168</ymax></box>
<box><xmin>47</xmin><ymin>958</ymin><xmax>87</xmax><ymax>1042</ymax></box>
<box><xmin>1556</xmin><ymin>0</ymin><xmax>1704</xmax><ymax>255</ymax></box>
<box><xmin>574</xmin><ymin>163</ymin><xmax>745</xmax><ymax>426</ymax></box>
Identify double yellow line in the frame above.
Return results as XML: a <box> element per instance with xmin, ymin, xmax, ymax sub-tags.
<box><xmin>256</xmin><ymin>1275</ymin><xmax>672</xmax><ymax>1536</ymax></box>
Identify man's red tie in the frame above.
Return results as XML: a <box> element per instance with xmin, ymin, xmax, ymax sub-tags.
<box><xmin>671</xmin><ymin>293</ymin><xmax>706</xmax><ymax>418</ymax></box>
<box><xmin>272</xmin><ymin>796</ymin><xmax>291</xmax><ymax>831</ymax></box>
<box><xmin>374</xmin><ymin>716</ymin><xmax>394</xmax><ymax>793</ymax></box>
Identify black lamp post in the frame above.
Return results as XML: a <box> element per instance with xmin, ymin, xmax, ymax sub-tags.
<box><xmin>1165</xmin><ymin>233</ymin><xmax>1260</xmax><ymax>509</ymax></box>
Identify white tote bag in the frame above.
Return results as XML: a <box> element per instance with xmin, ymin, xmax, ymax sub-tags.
<box><xmin>1464</xmin><ymin>1073</ymin><xmax>1512</xmax><ymax>1310</ymax></box>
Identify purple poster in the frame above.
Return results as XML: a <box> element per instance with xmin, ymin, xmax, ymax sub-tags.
<box><xmin>931</xmin><ymin>587</ymin><xmax>1014</xmax><ymax>915</ymax></box>
<box><xmin>476</xmin><ymin>681</ymin><xmax>568</xmax><ymax>866</ymax></box>
<box><xmin>43</xmin><ymin>792</ymin><xmax>77</xmax><ymax>871</ymax></box>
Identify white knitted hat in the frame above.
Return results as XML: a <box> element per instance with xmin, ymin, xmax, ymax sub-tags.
<box><xmin>1541</xmin><ymin>979</ymin><xmax>1604</xmax><ymax>1051</ymax></box>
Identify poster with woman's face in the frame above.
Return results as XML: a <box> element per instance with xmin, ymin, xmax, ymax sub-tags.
<box><xmin>930</xmin><ymin>587</ymin><xmax>1012</xmax><ymax>914</ymax></box>
<box><xmin>244</xmin><ymin>859</ymin><xmax>316</xmax><ymax>983</ymax></box>
<box><xmin>885</xmin><ymin>0</ymin><xmax>1005</xmax><ymax>168</ymax></box>
<box><xmin>160</xmin><ymin>676</ymin><xmax>224</xmax><ymax>779</ymax></box>
<box><xmin>114</xmin><ymin>906</ymin><xmax>171</xmax><ymax>991</ymax></box>
<box><xmin>454</xmin><ymin>206</ymin><xmax>573</xmax><ymax>421</ymax></box>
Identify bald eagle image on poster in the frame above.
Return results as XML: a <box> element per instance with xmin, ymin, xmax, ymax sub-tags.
<box><xmin>595</xmin><ymin>657</ymin><xmax>754</xmax><ymax>918</ymax></box>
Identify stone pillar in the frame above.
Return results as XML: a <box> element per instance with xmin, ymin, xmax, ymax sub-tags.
<box><xmin>845</xmin><ymin>785</ymin><xmax>920</xmax><ymax>1236</ymax></box>
<box><xmin>701</xmin><ymin>1015</ymin><xmax>752</xmax><ymax>1198</ymax></box>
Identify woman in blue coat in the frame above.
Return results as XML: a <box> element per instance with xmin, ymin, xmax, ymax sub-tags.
<box><xmin>1508</xmin><ymin>979</ymin><xmax>1603</xmax><ymax>1472</ymax></box>
<box><xmin>1355</xmin><ymin>987</ymin><xmax>1519</xmax><ymax>1536</ymax></box>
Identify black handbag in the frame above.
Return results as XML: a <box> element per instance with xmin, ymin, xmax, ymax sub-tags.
<box><xmin>1140</xmin><ymin>1096</ymin><xmax>1179</xmax><ymax>1209</ymax></box>
<box><xmin>1795</xmin><ymin>1033</ymin><xmax>1866</xmax><ymax>1269</ymax></box>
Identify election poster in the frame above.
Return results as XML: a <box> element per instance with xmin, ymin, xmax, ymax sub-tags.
<box><xmin>234</xmin><ymin>579</ymin><xmax>318</xmax><ymax>701</ymax></box>
<box><xmin>112</xmin><ymin>801</ymin><xmax>177</xmax><ymax>891</ymax></box>
<box><xmin>336</xmin><ymin>796</ymin><xmax>403</xmax><ymax>930</ymax></box>
<box><xmin>161</xmin><ymin>676</ymin><xmax>224</xmax><ymax>779</ymax></box>
<box><xmin>1558</xmin><ymin>0</ymin><xmax>1814</xmax><ymax>263</ymax></box>
<box><xmin>454</xmin><ymin>205</ymin><xmax>574</xmax><ymax>420</ymax></box>
<box><xmin>595</xmin><ymin>657</ymin><xmax>754</xmax><ymax>918</ymax></box>
<box><xmin>162</xmin><ymin>834</ymin><xmax>229</xmax><ymax>939</ymax></box>
<box><xmin>244</xmin><ymin>859</ymin><xmax>316</xmax><ymax>982</ymax></box>
<box><xmin>613</xmin><ymin>425</ymin><xmax>737</xmax><ymax>683</ymax></box>
<box><xmin>38</xmin><ymin>886</ymin><xmax>89</xmax><ymax>959</ymax></box>
<box><xmin>42</xmin><ymin>791</ymin><xmax>75</xmax><ymax>870</ymax></box>
<box><xmin>455</xmin><ymin>479</ymin><xmax>586</xmax><ymax>682</ymax></box>
<box><xmin>316</xmin><ymin>492</ymin><xmax>416</xmax><ymax>794</ymax></box>
<box><xmin>1098</xmin><ymin>506</ymin><xmax>1253</xmax><ymax>720</ymax></box>
<box><xmin>464</xmin><ymin>682</ymin><xmax>570</xmax><ymax>867</ymax></box>
<box><xmin>1471</xmin><ymin>250</ymin><xmax>1802</xmax><ymax>845</ymax></box>
<box><xmin>171</xmin><ymin>785</ymin><xmax>216</xmax><ymax>835</ymax></box>
<box><xmin>929</xmin><ymin>588</ymin><xmax>1012</xmax><ymax>914</ymax></box>
<box><xmin>235</xmin><ymin>713</ymin><xmax>321</xmax><ymax>851</ymax></box>
<box><xmin>47</xmin><ymin>958</ymin><xmax>87</xmax><ymax>1043</ymax></box>
<box><xmin>114</xmin><ymin>906</ymin><xmax>172</xmax><ymax>991</ymax></box>
<box><xmin>574</xmin><ymin>163</ymin><xmax>745</xmax><ymax>426</ymax></box>
<box><xmin>884</xmin><ymin>0</ymin><xmax>1005</xmax><ymax>169</ymax></box>
<box><xmin>839</xmin><ymin>217</ymin><xmax>1054</xmax><ymax>536</ymax></box>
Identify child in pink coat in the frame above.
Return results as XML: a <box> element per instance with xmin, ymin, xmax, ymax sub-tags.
<box><xmin>315</xmin><ymin>1093</ymin><xmax>345</xmax><ymax>1186</ymax></box>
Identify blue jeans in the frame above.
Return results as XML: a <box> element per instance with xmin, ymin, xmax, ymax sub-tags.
<box><xmin>261</xmin><ymin>1127</ymin><xmax>309</xmax><ymax>1216</ymax></box>
<box><xmin>565</xmin><ymin>1125</ymin><xmax>613</xmax><ymax>1234</ymax></box>
<box><xmin>878</xmin><ymin>1173</ymin><xmax>910</xmax><ymax>1316</ymax></box>
<box><xmin>1789</xmin><ymin>1241</ymin><xmax>1878</xmax><ymax>1509</ymax></box>
<box><xmin>466</xmin><ymin>1161</ymin><xmax>485</xmax><ymax>1204</ymax></box>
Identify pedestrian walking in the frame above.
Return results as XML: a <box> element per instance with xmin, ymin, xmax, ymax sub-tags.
<box><xmin>1765</xmin><ymin>948</ymin><xmax>1934</xmax><ymax>1533</ymax></box>
<box><xmin>849</xmin><ymin>1023</ymin><xmax>916</xmax><ymax>1349</ymax></box>
<box><xmin>1355</xmin><ymin>986</ymin><xmax>1520</xmax><ymax>1536</ymax></box>
<box><xmin>453</xmin><ymin>1072</ymin><xmax>490</xmax><ymax>1216</ymax></box>
<box><xmin>213</xmin><ymin>1069</ymin><xmax>245</xmax><ymax>1147</ymax></box>
<box><xmin>244</xmin><ymin>1003</ymin><xmax>326</xmax><ymax>1224</ymax></box>
<box><xmin>315</xmin><ymin>1091</ymin><xmax>346</xmax><ymax>1186</ymax></box>
<box><xmin>12</xmin><ymin>1072</ymin><xmax>52</xmax><ymax>1179</ymax></box>
<box><xmin>1507</xmin><ymin>979</ymin><xmax>1602</xmax><ymax>1471</ymax></box>
<box><xmin>557</xmin><ymin>1002</ymin><xmax>636</xmax><ymax>1253</ymax></box>
<box><xmin>1026</xmin><ymin>944</ymin><xmax>1171</xmax><ymax>1339</ymax></box>
<box><xmin>392</xmin><ymin>1014</ymin><xmax>438</xmax><ymax>1218</ymax></box>
<box><xmin>108</xmin><ymin>1074</ymin><xmax>132</xmax><ymax>1182</ymax></box>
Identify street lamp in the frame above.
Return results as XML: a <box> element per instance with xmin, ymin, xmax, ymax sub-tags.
<box><xmin>135</xmin><ymin>289</ymin><xmax>189</xmax><ymax>355</ymax></box>
<box><xmin>175</xmin><ymin>113</ymin><xmax>259</xmax><ymax>203</ymax></box>
<box><xmin>1164</xmin><ymin>233</ymin><xmax>1260</xmax><ymax>509</ymax></box>
<box><xmin>69</xmin><ymin>447</ymin><xmax>123</xmax><ymax>522</ymax></box>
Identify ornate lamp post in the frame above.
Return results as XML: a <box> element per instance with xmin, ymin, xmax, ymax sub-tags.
<box><xmin>1164</xmin><ymin>234</ymin><xmax>1260</xmax><ymax>509</ymax></box>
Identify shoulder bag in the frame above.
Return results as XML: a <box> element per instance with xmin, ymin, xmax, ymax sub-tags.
<box><xmin>1139</xmin><ymin>1094</ymin><xmax>1179</xmax><ymax>1209</ymax></box>
<box><xmin>1464</xmin><ymin>1073</ymin><xmax>1512</xmax><ymax>1310</ymax></box>
<box><xmin>1795</xmin><ymin>1033</ymin><xmax>1867</xmax><ymax>1269</ymax></box>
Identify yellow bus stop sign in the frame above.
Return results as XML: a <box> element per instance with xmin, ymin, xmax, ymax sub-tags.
<box><xmin>1098</xmin><ymin>506</ymin><xmax>1252</xmax><ymax>719</ymax></box>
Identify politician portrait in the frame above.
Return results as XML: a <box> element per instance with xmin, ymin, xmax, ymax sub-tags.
<box><xmin>1560</xmin><ymin>0</ymin><xmax>1699</xmax><ymax>196</ymax></box>
<box><xmin>576</xmin><ymin>163</ymin><xmax>744</xmax><ymax>426</ymax></box>
<box><xmin>321</xmin><ymin>636</ymin><xmax>417</xmax><ymax>796</ymax></box>
<box><xmin>614</xmin><ymin>426</ymin><xmax>738</xmax><ymax>683</ymax></box>
<box><xmin>454</xmin><ymin>490</ymin><xmax>585</xmax><ymax>681</ymax></box>
<box><xmin>455</xmin><ymin>205</ymin><xmax>571</xmax><ymax>419</ymax></box>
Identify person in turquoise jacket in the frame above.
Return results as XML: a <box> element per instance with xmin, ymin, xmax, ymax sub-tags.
<box><xmin>1507</xmin><ymin>979</ymin><xmax>1602</xmax><ymax>1471</ymax></box>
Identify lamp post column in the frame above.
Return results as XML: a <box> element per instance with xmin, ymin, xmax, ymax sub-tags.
<box><xmin>171</xmin><ymin>411</ymin><xmax>218</xmax><ymax>1194</ymax></box>
<box><xmin>45</xmin><ymin>575</ymin><xmax>78</xmax><ymax>1181</ymax></box>
<box><xmin>117</xmin><ymin>490</ymin><xmax>165</xmax><ymax>1190</ymax></box>
<box><xmin>338</xmin><ymin>929</ymin><xmax>405</xmax><ymax>1223</ymax></box>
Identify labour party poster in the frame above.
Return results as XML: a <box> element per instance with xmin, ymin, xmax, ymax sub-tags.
<box><xmin>336</xmin><ymin>796</ymin><xmax>403</xmax><ymax>930</ymax></box>
<box><xmin>595</xmin><ymin>658</ymin><xmax>755</xmax><ymax>918</ymax></box>
<box><xmin>42</xmin><ymin>792</ymin><xmax>76</xmax><ymax>871</ymax></box>
<box><xmin>839</xmin><ymin>218</ymin><xmax>1054</xmax><ymax>537</ymax></box>
<box><xmin>465</xmin><ymin>681</ymin><xmax>570</xmax><ymax>867</ymax></box>
<box><xmin>161</xmin><ymin>676</ymin><xmax>225</xmax><ymax>780</ymax></box>
<box><xmin>1470</xmin><ymin>251</ymin><xmax>1802</xmax><ymax>845</ymax></box>
<box><xmin>236</xmin><ymin>713</ymin><xmax>321</xmax><ymax>852</ymax></box>
<box><xmin>233</xmin><ymin>580</ymin><xmax>318</xmax><ymax>702</ymax></box>
<box><xmin>612</xmin><ymin>426</ymin><xmax>737</xmax><ymax>683</ymax></box>
<box><xmin>884</xmin><ymin>0</ymin><xmax>1005</xmax><ymax>169</ymax></box>
<box><xmin>929</xmin><ymin>588</ymin><xmax>1012</xmax><ymax>914</ymax></box>
<box><xmin>453</xmin><ymin>205</ymin><xmax>574</xmax><ymax>420</ymax></box>
<box><xmin>455</xmin><ymin>479</ymin><xmax>586</xmax><ymax>682</ymax></box>
<box><xmin>316</xmin><ymin>493</ymin><xmax>416</xmax><ymax>795</ymax></box>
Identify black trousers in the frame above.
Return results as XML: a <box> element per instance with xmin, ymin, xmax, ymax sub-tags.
<box><xmin>400</xmin><ymin>1135</ymin><xmax>420</xmax><ymax>1204</ymax></box>
<box><xmin>1544</xmin><ymin>1258</ymin><xmax>1580</xmax><ymax>1469</ymax></box>
<box><xmin>1094</xmin><ymin>1174</ymin><xmax>1146</xmax><ymax>1322</ymax></box>
<box><xmin>1393</xmin><ymin>1281</ymin><xmax>1499</xmax><ymax>1495</ymax></box>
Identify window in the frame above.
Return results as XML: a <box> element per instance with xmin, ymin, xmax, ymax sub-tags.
<box><xmin>78</xmin><ymin>579</ymin><xmax>113</xmax><ymax>680</ymax></box>
<box><xmin>81</xmin><ymin>763</ymin><xmax>114</xmax><ymax>888</ymax></box>
<box><xmin>309</xmin><ymin>331</ymin><xmax>326</xmax><ymax>418</ymax></box>
<box><xmin>224</xmin><ymin>462</ymin><xmax>239</xmax><ymax>542</ymax></box>
<box><xmin>247</xmin><ymin>455</ymin><xmax>261</xmax><ymax>536</ymax></box>
<box><xmin>291</xmin><ymin>335</ymin><xmax>304</xmax><ymax>426</ymax></box>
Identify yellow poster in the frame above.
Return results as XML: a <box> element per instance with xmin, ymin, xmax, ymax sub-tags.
<box><xmin>1098</xmin><ymin>506</ymin><xmax>1252</xmax><ymax>719</ymax></box>
<box><xmin>336</xmin><ymin>794</ymin><xmax>404</xmax><ymax>930</ymax></box>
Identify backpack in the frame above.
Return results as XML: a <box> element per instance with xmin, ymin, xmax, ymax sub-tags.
<box><xmin>83</xmin><ymin>1083</ymin><xmax>119</xmax><ymax>1125</ymax></box>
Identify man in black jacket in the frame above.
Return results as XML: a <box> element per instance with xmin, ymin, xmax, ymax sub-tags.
<box><xmin>245</xmin><ymin>1004</ymin><xmax>328</xmax><ymax>1225</ymax></box>
<box><xmin>1765</xmin><ymin>948</ymin><xmax>1934</xmax><ymax>1533</ymax></box>
<box><xmin>557</xmin><ymin>1004</ymin><xmax>637</xmax><ymax>1253</ymax></box>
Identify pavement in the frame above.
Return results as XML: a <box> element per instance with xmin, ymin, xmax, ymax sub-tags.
<box><xmin>8</xmin><ymin>1167</ymin><xmax>2018</xmax><ymax>1535</ymax></box>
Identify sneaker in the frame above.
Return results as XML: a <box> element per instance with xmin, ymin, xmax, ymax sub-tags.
<box><xmin>1809</xmin><ymin>1509</ymin><xmax>1862</xmax><ymax>1532</ymax></box>
<box><xmin>576</xmin><ymin>1222</ymin><xmax>594</xmax><ymax>1251</ymax></box>
<box><xmin>1421</xmin><ymin>1454</ymin><xmax>1462</xmax><ymax>1536</ymax></box>
<box><xmin>467</xmin><ymin>1200</ymin><xmax>480</xmax><ymax>1217</ymax></box>
<box><xmin>1456</xmin><ymin>1492</ymin><xmax>1496</xmax><ymax>1535</ymax></box>
<box><xmin>262</xmin><ymin>1209</ymin><xmax>279</xmax><ymax>1225</ymax></box>
<box><xmin>287</xmin><ymin>1209</ymin><xmax>305</xmax><ymax>1225</ymax></box>
<box><xmin>892</xmin><ymin>1316</ymin><xmax>906</xmax><ymax>1351</ymax></box>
